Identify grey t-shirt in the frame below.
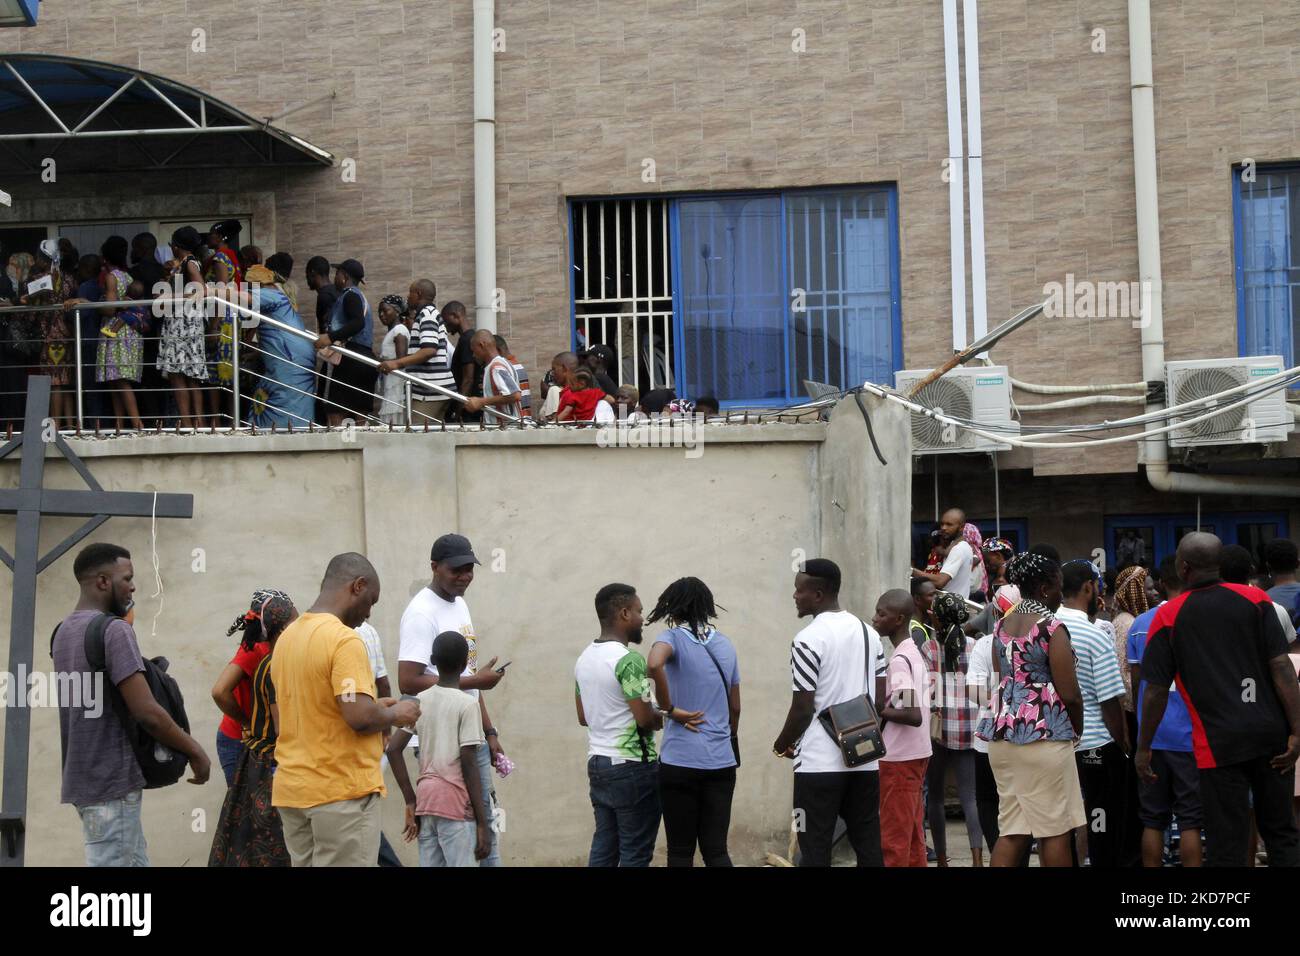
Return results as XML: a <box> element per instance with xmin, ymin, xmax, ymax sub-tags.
<box><xmin>52</xmin><ymin>610</ymin><xmax>146</xmax><ymax>807</ymax></box>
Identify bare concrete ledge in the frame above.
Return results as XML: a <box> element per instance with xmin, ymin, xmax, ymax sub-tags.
<box><xmin>48</xmin><ymin>420</ymin><xmax>829</xmax><ymax>458</ymax></box>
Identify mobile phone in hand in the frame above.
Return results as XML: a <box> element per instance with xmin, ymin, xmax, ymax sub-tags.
<box><xmin>495</xmin><ymin>661</ymin><xmax>512</xmax><ymax>675</ymax></box>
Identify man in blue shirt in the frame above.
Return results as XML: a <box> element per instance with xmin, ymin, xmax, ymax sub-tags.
<box><xmin>1127</xmin><ymin>556</ymin><xmax>1202</xmax><ymax>867</ymax></box>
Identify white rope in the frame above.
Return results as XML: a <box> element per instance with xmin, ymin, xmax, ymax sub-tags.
<box><xmin>149</xmin><ymin>489</ymin><xmax>163</xmax><ymax>641</ymax></box>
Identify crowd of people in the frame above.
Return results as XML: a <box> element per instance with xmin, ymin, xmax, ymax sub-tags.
<box><xmin>49</xmin><ymin>512</ymin><xmax>1300</xmax><ymax>868</ymax></box>
<box><xmin>1</xmin><ymin>230</ymin><xmax>719</xmax><ymax>432</ymax></box>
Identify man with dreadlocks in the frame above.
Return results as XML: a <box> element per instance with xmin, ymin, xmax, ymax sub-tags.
<box><xmin>978</xmin><ymin>552</ymin><xmax>1085</xmax><ymax>867</ymax></box>
<box><xmin>211</xmin><ymin>590</ymin><xmax>278</xmax><ymax>786</ymax></box>
<box><xmin>208</xmin><ymin>590</ymin><xmax>298</xmax><ymax>866</ymax></box>
<box><xmin>645</xmin><ymin>577</ymin><xmax>740</xmax><ymax>867</ymax></box>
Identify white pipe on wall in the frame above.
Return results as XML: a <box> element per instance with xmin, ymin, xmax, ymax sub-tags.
<box><xmin>1126</xmin><ymin>0</ymin><xmax>1300</xmax><ymax>498</ymax></box>
<box><xmin>942</xmin><ymin>0</ymin><xmax>967</xmax><ymax>352</ymax></box>
<box><xmin>962</xmin><ymin>0</ymin><xmax>988</xmax><ymax>352</ymax></box>
<box><xmin>473</xmin><ymin>0</ymin><xmax>498</xmax><ymax>334</ymax></box>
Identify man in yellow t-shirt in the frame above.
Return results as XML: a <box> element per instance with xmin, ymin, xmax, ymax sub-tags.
<box><xmin>271</xmin><ymin>552</ymin><xmax>420</xmax><ymax>866</ymax></box>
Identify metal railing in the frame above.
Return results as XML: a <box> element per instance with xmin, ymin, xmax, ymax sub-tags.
<box><xmin>0</xmin><ymin>293</ymin><xmax>526</xmax><ymax>434</ymax></box>
<box><xmin>0</xmin><ymin>294</ymin><xmax>829</xmax><ymax>436</ymax></box>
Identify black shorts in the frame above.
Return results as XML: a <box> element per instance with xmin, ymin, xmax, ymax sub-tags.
<box><xmin>1138</xmin><ymin>749</ymin><xmax>1203</xmax><ymax>831</ymax></box>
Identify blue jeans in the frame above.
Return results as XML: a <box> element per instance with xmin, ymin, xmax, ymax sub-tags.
<box><xmin>476</xmin><ymin>742</ymin><xmax>502</xmax><ymax>867</ymax></box>
<box><xmin>587</xmin><ymin>756</ymin><xmax>661</xmax><ymax>867</ymax></box>
<box><xmin>78</xmin><ymin>790</ymin><xmax>148</xmax><ymax>867</ymax></box>
<box><xmin>418</xmin><ymin>815</ymin><xmax>478</xmax><ymax>867</ymax></box>
<box><xmin>216</xmin><ymin>730</ymin><xmax>243</xmax><ymax>787</ymax></box>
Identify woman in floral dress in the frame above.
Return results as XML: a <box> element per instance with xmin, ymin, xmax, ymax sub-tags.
<box><xmin>157</xmin><ymin>226</ymin><xmax>209</xmax><ymax>428</ymax></box>
<box><xmin>95</xmin><ymin>236</ymin><xmax>144</xmax><ymax>430</ymax></box>
<box><xmin>25</xmin><ymin>249</ymin><xmax>74</xmax><ymax>428</ymax></box>
<box><xmin>977</xmin><ymin>551</ymin><xmax>1086</xmax><ymax>867</ymax></box>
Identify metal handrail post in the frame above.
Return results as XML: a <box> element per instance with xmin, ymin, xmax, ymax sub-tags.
<box><xmin>230</xmin><ymin>305</ymin><xmax>241</xmax><ymax>428</ymax></box>
<box><xmin>405</xmin><ymin>379</ymin><xmax>412</xmax><ymax>425</ymax></box>
<box><xmin>73</xmin><ymin>318</ymin><xmax>84</xmax><ymax>430</ymax></box>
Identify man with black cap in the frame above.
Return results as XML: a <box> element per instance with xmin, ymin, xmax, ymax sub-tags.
<box><xmin>397</xmin><ymin>533</ymin><xmax>508</xmax><ymax>866</ymax></box>
<box><xmin>313</xmin><ymin>259</ymin><xmax>377</xmax><ymax>427</ymax></box>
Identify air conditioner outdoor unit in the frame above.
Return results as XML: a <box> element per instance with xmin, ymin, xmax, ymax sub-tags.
<box><xmin>893</xmin><ymin>366</ymin><xmax>1018</xmax><ymax>455</ymax></box>
<box><xmin>1165</xmin><ymin>356</ymin><xmax>1291</xmax><ymax>448</ymax></box>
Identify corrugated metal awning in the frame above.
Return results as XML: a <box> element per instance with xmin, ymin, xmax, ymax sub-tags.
<box><xmin>0</xmin><ymin>54</ymin><xmax>334</xmax><ymax>175</ymax></box>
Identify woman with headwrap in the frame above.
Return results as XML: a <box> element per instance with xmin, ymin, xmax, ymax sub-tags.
<box><xmin>208</xmin><ymin>264</ymin><xmax>317</xmax><ymax>429</ymax></box>
<box><xmin>208</xmin><ymin>589</ymin><xmax>297</xmax><ymax>867</ymax></box>
<box><xmin>1111</xmin><ymin>565</ymin><xmax>1157</xmax><ymax>714</ymax></box>
<box><xmin>924</xmin><ymin>589</ymin><xmax>984</xmax><ymax>866</ymax></box>
<box><xmin>375</xmin><ymin>293</ymin><xmax>410</xmax><ymax>425</ymax></box>
<box><xmin>981</xmin><ymin>537</ymin><xmax>1015</xmax><ymax>591</ymax></box>
<box><xmin>211</xmin><ymin>589</ymin><xmax>278</xmax><ymax>785</ymax></box>
<box><xmin>976</xmin><ymin>551</ymin><xmax>1086</xmax><ymax>867</ymax></box>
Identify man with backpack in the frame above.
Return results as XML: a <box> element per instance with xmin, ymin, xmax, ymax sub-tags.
<box><xmin>53</xmin><ymin>543</ymin><xmax>210</xmax><ymax>866</ymax></box>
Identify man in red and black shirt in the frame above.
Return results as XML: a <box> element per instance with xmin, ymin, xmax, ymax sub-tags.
<box><xmin>1137</xmin><ymin>532</ymin><xmax>1300</xmax><ymax>867</ymax></box>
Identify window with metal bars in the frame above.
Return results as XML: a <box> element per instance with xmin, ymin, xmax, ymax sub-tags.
<box><xmin>569</xmin><ymin>185</ymin><xmax>901</xmax><ymax>405</ymax></box>
<box><xmin>1235</xmin><ymin>164</ymin><xmax>1300</xmax><ymax>376</ymax></box>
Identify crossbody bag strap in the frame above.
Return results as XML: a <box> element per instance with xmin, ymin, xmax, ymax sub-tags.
<box><xmin>696</xmin><ymin>627</ymin><xmax>734</xmax><ymax>732</ymax></box>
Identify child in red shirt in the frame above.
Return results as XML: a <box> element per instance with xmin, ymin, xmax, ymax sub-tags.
<box><xmin>558</xmin><ymin>368</ymin><xmax>606</xmax><ymax>423</ymax></box>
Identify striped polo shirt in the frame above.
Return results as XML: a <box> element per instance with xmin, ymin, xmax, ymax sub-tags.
<box><xmin>1055</xmin><ymin>606</ymin><xmax>1126</xmax><ymax>751</ymax></box>
<box><xmin>406</xmin><ymin>303</ymin><xmax>455</xmax><ymax>398</ymax></box>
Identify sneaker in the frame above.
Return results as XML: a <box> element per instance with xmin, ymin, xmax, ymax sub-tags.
<box><xmin>926</xmin><ymin>846</ymin><xmax>937</xmax><ymax>863</ymax></box>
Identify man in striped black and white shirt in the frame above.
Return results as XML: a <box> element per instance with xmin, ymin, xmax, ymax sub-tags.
<box><xmin>773</xmin><ymin>558</ymin><xmax>888</xmax><ymax>866</ymax></box>
<box><xmin>1057</xmin><ymin>558</ymin><xmax>1136</xmax><ymax>867</ymax></box>
<box><xmin>377</xmin><ymin>278</ymin><xmax>456</xmax><ymax>422</ymax></box>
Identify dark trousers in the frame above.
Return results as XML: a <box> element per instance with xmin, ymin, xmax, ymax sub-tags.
<box><xmin>587</xmin><ymin>756</ymin><xmax>661</xmax><ymax>867</ymax></box>
<box><xmin>377</xmin><ymin>831</ymin><xmax>402</xmax><ymax>867</ymax></box>
<box><xmin>793</xmin><ymin>770</ymin><xmax>882</xmax><ymax>867</ymax></box>
<box><xmin>1076</xmin><ymin>741</ymin><xmax>1141</xmax><ymax>867</ymax></box>
<box><xmin>974</xmin><ymin>749</ymin><xmax>1000</xmax><ymax>851</ymax></box>
<box><xmin>1200</xmin><ymin>755</ymin><xmax>1300</xmax><ymax>867</ymax></box>
<box><xmin>658</xmin><ymin>762</ymin><xmax>736</xmax><ymax>867</ymax></box>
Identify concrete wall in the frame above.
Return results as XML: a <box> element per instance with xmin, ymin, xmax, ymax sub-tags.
<box><xmin>0</xmin><ymin>395</ymin><xmax>911</xmax><ymax>866</ymax></box>
<box><xmin>4</xmin><ymin>0</ymin><xmax>1295</xmax><ymax>486</ymax></box>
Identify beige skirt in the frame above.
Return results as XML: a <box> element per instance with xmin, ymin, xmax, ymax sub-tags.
<box><xmin>988</xmin><ymin>739</ymin><xmax>1086</xmax><ymax>839</ymax></box>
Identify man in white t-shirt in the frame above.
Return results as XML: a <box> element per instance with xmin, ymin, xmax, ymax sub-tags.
<box><xmin>397</xmin><ymin>533</ymin><xmax>506</xmax><ymax>866</ymax></box>
<box><xmin>912</xmin><ymin>507</ymin><xmax>975</xmax><ymax>598</ymax></box>
<box><xmin>774</xmin><ymin>558</ymin><xmax>888</xmax><ymax>867</ymax></box>
<box><xmin>357</xmin><ymin>617</ymin><xmax>402</xmax><ymax>866</ymax></box>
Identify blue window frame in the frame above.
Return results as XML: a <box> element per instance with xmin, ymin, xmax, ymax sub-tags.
<box><xmin>1104</xmin><ymin>511</ymin><xmax>1289</xmax><ymax>571</ymax></box>
<box><xmin>1234</xmin><ymin>164</ymin><xmax>1300</xmax><ymax>373</ymax></box>
<box><xmin>570</xmin><ymin>185</ymin><xmax>902</xmax><ymax>406</ymax></box>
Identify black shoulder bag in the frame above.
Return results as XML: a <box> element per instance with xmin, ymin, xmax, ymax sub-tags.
<box><xmin>697</xmin><ymin>631</ymin><xmax>741</xmax><ymax>768</ymax></box>
<box><xmin>816</xmin><ymin>621</ymin><xmax>887</xmax><ymax>767</ymax></box>
<box><xmin>51</xmin><ymin>613</ymin><xmax>192</xmax><ymax>789</ymax></box>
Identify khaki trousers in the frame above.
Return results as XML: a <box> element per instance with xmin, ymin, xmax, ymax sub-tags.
<box><xmin>278</xmin><ymin>792</ymin><xmax>382</xmax><ymax>867</ymax></box>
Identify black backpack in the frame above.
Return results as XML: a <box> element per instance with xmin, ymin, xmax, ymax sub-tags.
<box><xmin>52</xmin><ymin>613</ymin><xmax>192</xmax><ymax>789</ymax></box>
